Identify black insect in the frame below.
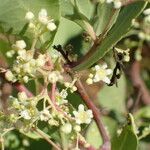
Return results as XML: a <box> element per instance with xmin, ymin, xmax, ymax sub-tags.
<box><xmin>108</xmin><ymin>49</ymin><xmax>125</xmax><ymax>87</ymax></box>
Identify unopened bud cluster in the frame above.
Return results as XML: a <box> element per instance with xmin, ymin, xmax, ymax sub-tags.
<box><xmin>132</xmin><ymin>8</ymin><xmax>150</xmax><ymax>42</ymax></box>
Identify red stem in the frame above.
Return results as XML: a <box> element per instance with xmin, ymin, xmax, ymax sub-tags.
<box><xmin>14</xmin><ymin>82</ymin><xmax>34</xmax><ymax>97</ymax></box>
<box><xmin>0</xmin><ymin>71</ymin><xmax>34</xmax><ymax>97</ymax></box>
<box><xmin>75</xmin><ymin>80</ymin><xmax>111</xmax><ymax>150</ymax></box>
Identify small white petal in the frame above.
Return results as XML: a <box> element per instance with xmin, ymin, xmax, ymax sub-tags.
<box><xmin>15</xmin><ymin>40</ymin><xmax>26</xmax><ymax>49</ymax></box>
<box><xmin>106</xmin><ymin>69</ymin><xmax>112</xmax><ymax>75</ymax></box>
<box><xmin>78</xmin><ymin>104</ymin><xmax>85</xmax><ymax>112</ymax></box>
<box><xmin>20</xmin><ymin>110</ymin><xmax>31</xmax><ymax>120</ymax></box>
<box><xmin>73</xmin><ymin>111</ymin><xmax>78</xmax><ymax>117</ymax></box>
<box><xmin>38</xmin><ymin>9</ymin><xmax>48</xmax><ymax>24</ymax></box>
<box><xmin>103</xmin><ymin>77</ymin><xmax>110</xmax><ymax>84</ymax></box>
<box><xmin>143</xmin><ymin>8</ymin><xmax>150</xmax><ymax>15</ymax></box>
<box><xmin>89</xmin><ymin>73</ymin><xmax>94</xmax><ymax>78</ymax></box>
<box><xmin>47</xmin><ymin>22</ymin><xmax>56</xmax><ymax>31</ymax></box>
<box><xmin>114</xmin><ymin>1</ymin><xmax>122</xmax><ymax>9</ymax></box>
<box><xmin>102</xmin><ymin>63</ymin><xmax>107</xmax><ymax>69</ymax></box>
<box><xmin>76</xmin><ymin>119</ymin><xmax>82</xmax><ymax>124</ymax></box>
<box><xmin>85</xmin><ymin>118</ymin><xmax>91</xmax><ymax>124</ymax></box>
<box><xmin>93</xmin><ymin>74</ymin><xmax>100</xmax><ymax>82</ymax></box>
<box><xmin>39</xmin><ymin>9</ymin><xmax>47</xmax><ymax>17</ymax></box>
<box><xmin>87</xmin><ymin>110</ymin><xmax>93</xmax><ymax>118</ymax></box>
<box><xmin>94</xmin><ymin>65</ymin><xmax>100</xmax><ymax>71</ymax></box>
<box><xmin>86</xmin><ymin>78</ymin><xmax>93</xmax><ymax>85</ymax></box>
<box><xmin>61</xmin><ymin>123</ymin><xmax>72</xmax><ymax>134</ymax></box>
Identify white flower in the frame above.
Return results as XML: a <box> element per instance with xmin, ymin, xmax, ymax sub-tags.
<box><xmin>18</xmin><ymin>92</ymin><xmax>27</xmax><ymax>101</ymax></box>
<box><xmin>28</xmin><ymin>22</ymin><xmax>36</xmax><ymax>29</ymax></box>
<box><xmin>144</xmin><ymin>8</ymin><xmax>150</xmax><ymax>15</ymax></box>
<box><xmin>23</xmin><ymin>76</ymin><xmax>29</xmax><ymax>83</ymax></box>
<box><xmin>25</xmin><ymin>11</ymin><xmax>34</xmax><ymax>21</ymax></box>
<box><xmin>87</xmin><ymin>64</ymin><xmax>112</xmax><ymax>84</ymax></box>
<box><xmin>12</xmin><ymin>98</ymin><xmax>20</xmax><ymax>109</ymax></box>
<box><xmin>40</xmin><ymin>109</ymin><xmax>51</xmax><ymax>121</ymax></box>
<box><xmin>114</xmin><ymin>1</ymin><xmax>122</xmax><ymax>9</ymax></box>
<box><xmin>36</xmin><ymin>54</ymin><xmax>46</xmax><ymax>67</ymax></box>
<box><xmin>138</xmin><ymin>32</ymin><xmax>145</xmax><ymax>40</ymax></box>
<box><xmin>17</xmin><ymin>49</ymin><xmax>26</xmax><ymax>58</ymax></box>
<box><xmin>61</xmin><ymin>123</ymin><xmax>72</xmax><ymax>134</ymax></box>
<box><xmin>74</xmin><ymin>125</ymin><xmax>81</xmax><ymax>132</ymax></box>
<box><xmin>71</xmin><ymin>86</ymin><xmax>77</xmax><ymax>93</ymax></box>
<box><xmin>38</xmin><ymin>9</ymin><xmax>48</xmax><ymax>24</ymax></box>
<box><xmin>15</xmin><ymin>40</ymin><xmax>26</xmax><ymax>50</ymax></box>
<box><xmin>48</xmin><ymin>71</ymin><xmax>63</xmax><ymax>83</ymax></box>
<box><xmin>60</xmin><ymin>89</ymin><xmax>68</xmax><ymax>99</ymax></box>
<box><xmin>20</xmin><ymin>110</ymin><xmax>31</xmax><ymax>120</ymax></box>
<box><xmin>86</xmin><ymin>78</ymin><xmax>93</xmax><ymax>85</ymax></box>
<box><xmin>23</xmin><ymin>63</ymin><xmax>32</xmax><ymax>74</ymax></box>
<box><xmin>5</xmin><ymin>70</ymin><xmax>16</xmax><ymax>82</ymax></box>
<box><xmin>64</xmin><ymin>81</ymin><xmax>77</xmax><ymax>93</ymax></box>
<box><xmin>93</xmin><ymin>64</ymin><xmax>112</xmax><ymax>84</ymax></box>
<box><xmin>6</xmin><ymin>50</ymin><xmax>15</xmax><ymax>58</ymax></box>
<box><xmin>47</xmin><ymin>22</ymin><xmax>56</xmax><ymax>31</ymax></box>
<box><xmin>73</xmin><ymin>104</ymin><xmax>93</xmax><ymax>124</ymax></box>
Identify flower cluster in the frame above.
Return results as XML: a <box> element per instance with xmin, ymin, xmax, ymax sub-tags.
<box><xmin>5</xmin><ymin>40</ymin><xmax>47</xmax><ymax>83</ymax></box>
<box><xmin>25</xmin><ymin>9</ymin><xmax>56</xmax><ymax>32</ymax></box>
<box><xmin>86</xmin><ymin>63</ymin><xmax>112</xmax><ymax>85</ymax></box>
<box><xmin>132</xmin><ymin>8</ymin><xmax>150</xmax><ymax>42</ymax></box>
<box><xmin>4</xmin><ymin>89</ymin><xmax>93</xmax><ymax>144</ymax></box>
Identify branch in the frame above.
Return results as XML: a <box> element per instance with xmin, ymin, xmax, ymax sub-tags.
<box><xmin>75</xmin><ymin>80</ymin><xmax>111</xmax><ymax>150</ymax></box>
<box><xmin>14</xmin><ymin>82</ymin><xmax>34</xmax><ymax>97</ymax></box>
<box><xmin>54</xmin><ymin>45</ymin><xmax>111</xmax><ymax>150</ymax></box>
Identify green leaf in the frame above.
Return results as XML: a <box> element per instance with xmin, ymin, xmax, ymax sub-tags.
<box><xmin>60</xmin><ymin>0</ymin><xmax>74</xmax><ymax>16</ymax></box>
<box><xmin>53</xmin><ymin>17</ymin><xmax>82</xmax><ymax>45</ymax></box>
<box><xmin>112</xmin><ymin>114</ymin><xmax>138</xmax><ymax>150</ymax></box>
<box><xmin>94</xmin><ymin>3</ymin><xmax>120</xmax><ymax>36</ymax></box>
<box><xmin>0</xmin><ymin>0</ymin><xmax>60</xmax><ymax>33</ymax></box>
<box><xmin>112</xmin><ymin>126</ymin><xmax>138</xmax><ymax>150</ymax></box>
<box><xmin>72</xmin><ymin>1</ymin><xmax>147</xmax><ymax>71</ymax></box>
<box><xmin>64</xmin><ymin>0</ymin><xmax>96</xmax><ymax>40</ymax></box>
<box><xmin>135</xmin><ymin>106</ymin><xmax>150</xmax><ymax>119</ymax></box>
<box><xmin>98</xmin><ymin>75</ymin><xmax>126</xmax><ymax>112</ymax></box>
<box><xmin>86</xmin><ymin>117</ymin><xmax>117</xmax><ymax>148</ymax></box>
<box><xmin>0</xmin><ymin>40</ymin><xmax>13</xmax><ymax>64</ymax></box>
<box><xmin>86</xmin><ymin>121</ymin><xmax>102</xmax><ymax>148</ymax></box>
<box><xmin>75</xmin><ymin>0</ymin><xmax>94</xmax><ymax>20</ymax></box>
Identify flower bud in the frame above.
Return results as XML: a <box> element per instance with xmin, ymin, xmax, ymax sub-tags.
<box><xmin>18</xmin><ymin>92</ymin><xmax>27</xmax><ymax>101</ymax></box>
<box><xmin>5</xmin><ymin>70</ymin><xmax>16</xmax><ymax>82</ymax></box>
<box><xmin>15</xmin><ymin>40</ymin><xmax>26</xmax><ymax>50</ymax></box>
<box><xmin>47</xmin><ymin>22</ymin><xmax>56</xmax><ymax>31</ymax></box>
<box><xmin>61</xmin><ymin>123</ymin><xmax>72</xmax><ymax>134</ymax></box>
<box><xmin>25</xmin><ymin>11</ymin><xmax>34</xmax><ymax>21</ymax></box>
